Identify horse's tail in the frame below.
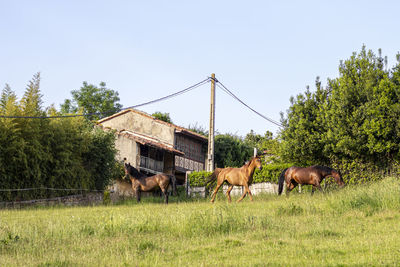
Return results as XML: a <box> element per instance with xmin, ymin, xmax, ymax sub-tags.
<box><xmin>206</xmin><ymin>168</ymin><xmax>222</xmax><ymax>185</ymax></box>
<box><xmin>278</xmin><ymin>168</ymin><xmax>289</xmax><ymax>195</ymax></box>
<box><xmin>169</xmin><ymin>175</ymin><xmax>177</xmax><ymax>196</ymax></box>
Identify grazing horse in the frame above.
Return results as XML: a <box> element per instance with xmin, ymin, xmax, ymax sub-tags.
<box><xmin>208</xmin><ymin>156</ymin><xmax>263</xmax><ymax>203</ymax></box>
<box><xmin>278</xmin><ymin>165</ymin><xmax>345</xmax><ymax>196</ymax></box>
<box><xmin>124</xmin><ymin>161</ymin><xmax>173</xmax><ymax>204</ymax></box>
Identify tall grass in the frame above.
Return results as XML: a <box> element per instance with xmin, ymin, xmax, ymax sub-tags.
<box><xmin>1</xmin><ymin>177</ymin><xmax>400</xmax><ymax>266</ymax></box>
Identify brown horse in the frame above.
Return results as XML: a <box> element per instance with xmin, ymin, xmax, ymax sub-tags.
<box><xmin>124</xmin><ymin>161</ymin><xmax>173</xmax><ymax>204</ymax></box>
<box><xmin>208</xmin><ymin>156</ymin><xmax>262</xmax><ymax>203</ymax></box>
<box><xmin>278</xmin><ymin>165</ymin><xmax>345</xmax><ymax>196</ymax></box>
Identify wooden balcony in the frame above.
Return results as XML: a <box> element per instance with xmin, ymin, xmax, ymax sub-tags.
<box><xmin>139</xmin><ymin>156</ymin><xmax>164</xmax><ymax>174</ymax></box>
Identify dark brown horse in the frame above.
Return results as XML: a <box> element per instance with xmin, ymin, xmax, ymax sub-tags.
<box><xmin>124</xmin><ymin>161</ymin><xmax>174</xmax><ymax>204</ymax></box>
<box><xmin>208</xmin><ymin>156</ymin><xmax>262</xmax><ymax>203</ymax></box>
<box><xmin>278</xmin><ymin>165</ymin><xmax>345</xmax><ymax>196</ymax></box>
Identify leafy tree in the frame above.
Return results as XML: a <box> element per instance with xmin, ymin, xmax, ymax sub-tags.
<box><xmin>244</xmin><ymin>130</ymin><xmax>281</xmax><ymax>160</ymax></box>
<box><xmin>152</xmin><ymin>111</ymin><xmax>173</xmax><ymax>123</ymax></box>
<box><xmin>0</xmin><ymin>84</ymin><xmax>16</xmax><ymax>113</ymax></box>
<box><xmin>214</xmin><ymin>134</ymin><xmax>253</xmax><ymax>168</ymax></box>
<box><xmin>324</xmin><ymin>46</ymin><xmax>398</xmax><ymax>163</ymax></box>
<box><xmin>280</xmin><ymin>77</ymin><xmax>329</xmax><ymax>166</ymax></box>
<box><xmin>0</xmin><ymin>74</ymin><xmax>120</xmax><ymax>201</ymax></box>
<box><xmin>279</xmin><ymin>46</ymin><xmax>400</xmax><ymax>180</ymax></box>
<box><xmin>61</xmin><ymin>81</ymin><xmax>122</xmax><ymax>120</ymax></box>
<box><xmin>187</xmin><ymin>122</ymin><xmax>208</xmax><ymax>136</ymax></box>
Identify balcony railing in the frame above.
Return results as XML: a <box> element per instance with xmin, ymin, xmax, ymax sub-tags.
<box><xmin>139</xmin><ymin>156</ymin><xmax>164</xmax><ymax>173</ymax></box>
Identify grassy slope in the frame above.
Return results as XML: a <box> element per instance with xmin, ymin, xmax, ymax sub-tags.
<box><xmin>1</xmin><ymin>178</ymin><xmax>400</xmax><ymax>266</ymax></box>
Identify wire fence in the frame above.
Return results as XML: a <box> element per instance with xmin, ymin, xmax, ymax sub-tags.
<box><xmin>0</xmin><ymin>187</ymin><xmax>104</xmax><ymax>192</ymax></box>
<box><xmin>0</xmin><ymin>187</ymin><xmax>106</xmax><ymax>204</ymax></box>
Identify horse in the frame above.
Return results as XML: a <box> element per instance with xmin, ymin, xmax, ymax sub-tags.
<box><xmin>278</xmin><ymin>165</ymin><xmax>345</xmax><ymax>196</ymax></box>
<box><xmin>208</xmin><ymin>156</ymin><xmax>263</xmax><ymax>203</ymax></box>
<box><xmin>123</xmin><ymin>161</ymin><xmax>174</xmax><ymax>204</ymax></box>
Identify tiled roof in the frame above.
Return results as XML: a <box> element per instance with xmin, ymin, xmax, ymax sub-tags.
<box><xmin>97</xmin><ymin>108</ymin><xmax>208</xmax><ymax>142</ymax></box>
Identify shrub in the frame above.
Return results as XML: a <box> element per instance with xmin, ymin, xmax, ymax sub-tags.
<box><xmin>188</xmin><ymin>162</ymin><xmax>294</xmax><ymax>189</ymax></box>
<box><xmin>188</xmin><ymin>171</ymin><xmax>212</xmax><ymax>187</ymax></box>
<box><xmin>253</xmin><ymin>163</ymin><xmax>294</xmax><ymax>183</ymax></box>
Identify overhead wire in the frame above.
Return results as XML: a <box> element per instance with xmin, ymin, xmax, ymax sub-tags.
<box><xmin>214</xmin><ymin>79</ymin><xmax>283</xmax><ymax>128</ymax></box>
<box><xmin>0</xmin><ymin>77</ymin><xmax>211</xmax><ymax>119</ymax></box>
<box><xmin>0</xmin><ymin>76</ymin><xmax>283</xmax><ymax>128</ymax></box>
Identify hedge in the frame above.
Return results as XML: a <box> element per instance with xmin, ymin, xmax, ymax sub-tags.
<box><xmin>188</xmin><ymin>163</ymin><xmax>293</xmax><ymax>187</ymax></box>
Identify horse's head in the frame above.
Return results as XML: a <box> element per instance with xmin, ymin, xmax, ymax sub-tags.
<box><xmin>124</xmin><ymin>159</ymin><xmax>145</xmax><ymax>180</ymax></box>
<box><xmin>124</xmin><ymin>161</ymin><xmax>132</xmax><ymax>180</ymax></box>
<box><xmin>252</xmin><ymin>156</ymin><xmax>263</xmax><ymax>171</ymax></box>
<box><xmin>332</xmin><ymin>169</ymin><xmax>345</xmax><ymax>187</ymax></box>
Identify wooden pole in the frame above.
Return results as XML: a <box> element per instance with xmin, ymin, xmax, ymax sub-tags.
<box><xmin>207</xmin><ymin>73</ymin><xmax>216</xmax><ymax>172</ymax></box>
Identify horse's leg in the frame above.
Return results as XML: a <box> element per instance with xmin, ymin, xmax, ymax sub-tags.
<box><xmin>237</xmin><ymin>185</ymin><xmax>250</xmax><ymax>203</ymax></box>
<box><xmin>286</xmin><ymin>181</ymin><xmax>297</xmax><ymax>197</ymax></box>
<box><xmin>163</xmin><ymin>189</ymin><xmax>168</xmax><ymax>204</ymax></box>
<box><xmin>210</xmin><ymin>181</ymin><xmax>223</xmax><ymax>203</ymax></box>
<box><xmin>225</xmin><ymin>185</ymin><xmax>234</xmax><ymax>203</ymax></box>
<box><xmin>136</xmin><ymin>189</ymin><xmax>141</xmax><ymax>203</ymax></box>
<box><xmin>311</xmin><ymin>186</ymin><xmax>316</xmax><ymax>195</ymax></box>
<box><xmin>246</xmin><ymin>185</ymin><xmax>254</xmax><ymax>202</ymax></box>
<box><xmin>313</xmin><ymin>176</ymin><xmax>323</xmax><ymax>195</ymax></box>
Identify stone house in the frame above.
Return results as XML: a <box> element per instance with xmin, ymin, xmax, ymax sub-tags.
<box><xmin>97</xmin><ymin>108</ymin><xmax>208</xmax><ymax>184</ymax></box>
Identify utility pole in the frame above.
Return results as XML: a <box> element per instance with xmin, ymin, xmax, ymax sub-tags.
<box><xmin>207</xmin><ymin>73</ymin><xmax>216</xmax><ymax>172</ymax></box>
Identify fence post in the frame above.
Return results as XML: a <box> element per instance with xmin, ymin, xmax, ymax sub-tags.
<box><xmin>185</xmin><ymin>171</ymin><xmax>192</xmax><ymax>197</ymax></box>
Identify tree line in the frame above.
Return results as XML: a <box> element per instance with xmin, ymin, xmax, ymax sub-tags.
<box><xmin>2</xmin><ymin>46</ymin><xmax>399</xmax><ymax>201</ymax></box>
<box><xmin>0</xmin><ymin>74</ymin><xmax>121</xmax><ymax>201</ymax></box>
<box><xmin>190</xmin><ymin>46</ymin><xmax>400</xmax><ymax>185</ymax></box>
<box><xmin>279</xmin><ymin>46</ymin><xmax>400</xmax><ymax>183</ymax></box>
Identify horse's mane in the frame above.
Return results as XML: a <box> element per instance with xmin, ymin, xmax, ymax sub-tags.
<box><xmin>244</xmin><ymin>157</ymin><xmax>258</xmax><ymax>167</ymax></box>
<box><xmin>127</xmin><ymin>164</ymin><xmax>147</xmax><ymax>179</ymax></box>
<box><xmin>312</xmin><ymin>165</ymin><xmax>335</xmax><ymax>173</ymax></box>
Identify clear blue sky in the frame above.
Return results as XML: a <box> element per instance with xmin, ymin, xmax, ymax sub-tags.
<box><xmin>1</xmin><ymin>0</ymin><xmax>399</xmax><ymax>136</ymax></box>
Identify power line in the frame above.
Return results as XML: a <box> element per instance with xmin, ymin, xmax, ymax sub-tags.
<box><xmin>0</xmin><ymin>77</ymin><xmax>211</xmax><ymax>119</ymax></box>
<box><xmin>215</xmin><ymin>79</ymin><xmax>283</xmax><ymax>128</ymax></box>
<box><xmin>125</xmin><ymin>77</ymin><xmax>210</xmax><ymax>109</ymax></box>
<box><xmin>0</xmin><ymin>76</ymin><xmax>283</xmax><ymax>128</ymax></box>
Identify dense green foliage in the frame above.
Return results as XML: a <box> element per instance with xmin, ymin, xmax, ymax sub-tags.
<box><xmin>252</xmin><ymin>162</ymin><xmax>293</xmax><ymax>183</ymax></box>
<box><xmin>214</xmin><ymin>134</ymin><xmax>253</xmax><ymax>168</ymax></box>
<box><xmin>1</xmin><ymin>178</ymin><xmax>400</xmax><ymax>266</ymax></box>
<box><xmin>188</xmin><ymin>171</ymin><xmax>212</xmax><ymax>187</ymax></box>
<box><xmin>0</xmin><ymin>74</ymin><xmax>121</xmax><ymax>201</ymax></box>
<box><xmin>280</xmin><ymin>47</ymin><xmax>400</xmax><ymax>183</ymax></box>
<box><xmin>188</xmin><ymin>162</ymin><xmax>292</xmax><ymax>188</ymax></box>
<box><xmin>152</xmin><ymin>111</ymin><xmax>173</xmax><ymax>123</ymax></box>
<box><xmin>187</xmin><ymin>122</ymin><xmax>208</xmax><ymax>136</ymax></box>
<box><xmin>60</xmin><ymin>81</ymin><xmax>122</xmax><ymax>120</ymax></box>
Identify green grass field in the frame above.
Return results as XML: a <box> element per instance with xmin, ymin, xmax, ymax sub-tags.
<box><xmin>1</xmin><ymin>178</ymin><xmax>400</xmax><ymax>266</ymax></box>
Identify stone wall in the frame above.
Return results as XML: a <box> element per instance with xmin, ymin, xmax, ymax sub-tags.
<box><xmin>223</xmin><ymin>182</ymin><xmax>278</xmax><ymax>196</ymax></box>
<box><xmin>187</xmin><ymin>182</ymin><xmax>278</xmax><ymax>198</ymax></box>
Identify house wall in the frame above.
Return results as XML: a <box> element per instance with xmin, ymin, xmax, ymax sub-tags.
<box><xmin>115</xmin><ymin>134</ymin><xmax>139</xmax><ymax>167</ymax></box>
<box><xmin>100</xmin><ymin>111</ymin><xmax>175</xmax><ymax>145</ymax></box>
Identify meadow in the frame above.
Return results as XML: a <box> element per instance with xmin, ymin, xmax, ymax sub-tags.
<box><xmin>1</xmin><ymin>178</ymin><xmax>400</xmax><ymax>266</ymax></box>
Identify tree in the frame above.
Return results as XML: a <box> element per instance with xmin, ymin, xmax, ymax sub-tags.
<box><xmin>279</xmin><ymin>46</ymin><xmax>400</xmax><ymax>170</ymax></box>
<box><xmin>244</xmin><ymin>130</ymin><xmax>281</xmax><ymax>161</ymax></box>
<box><xmin>0</xmin><ymin>74</ymin><xmax>121</xmax><ymax>201</ymax></box>
<box><xmin>279</xmin><ymin>76</ymin><xmax>330</xmax><ymax>166</ymax></box>
<box><xmin>324</xmin><ymin>46</ymin><xmax>398</xmax><ymax>163</ymax></box>
<box><xmin>61</xmin><ymin>81</ymin><xmax>122</xmax><ymax>120</ymax></box>
<box><xmin>187</xmin><ymin>122</ymin><xmax>208</xmax><ymax>136</ymax></box>
<box><xmin>214</xmin><ymin>134</ymin><xmax>253</xmax><ymax>168</ymax></box>
<box><xmin>152</xmin><ymin>111</ymin><xmax>173</xmax><ymax>123</ymax></box>
<box><xmin>0</xmin><ymin>84</ymin><xmax>16</xmax><ymax>113</ymax></box>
